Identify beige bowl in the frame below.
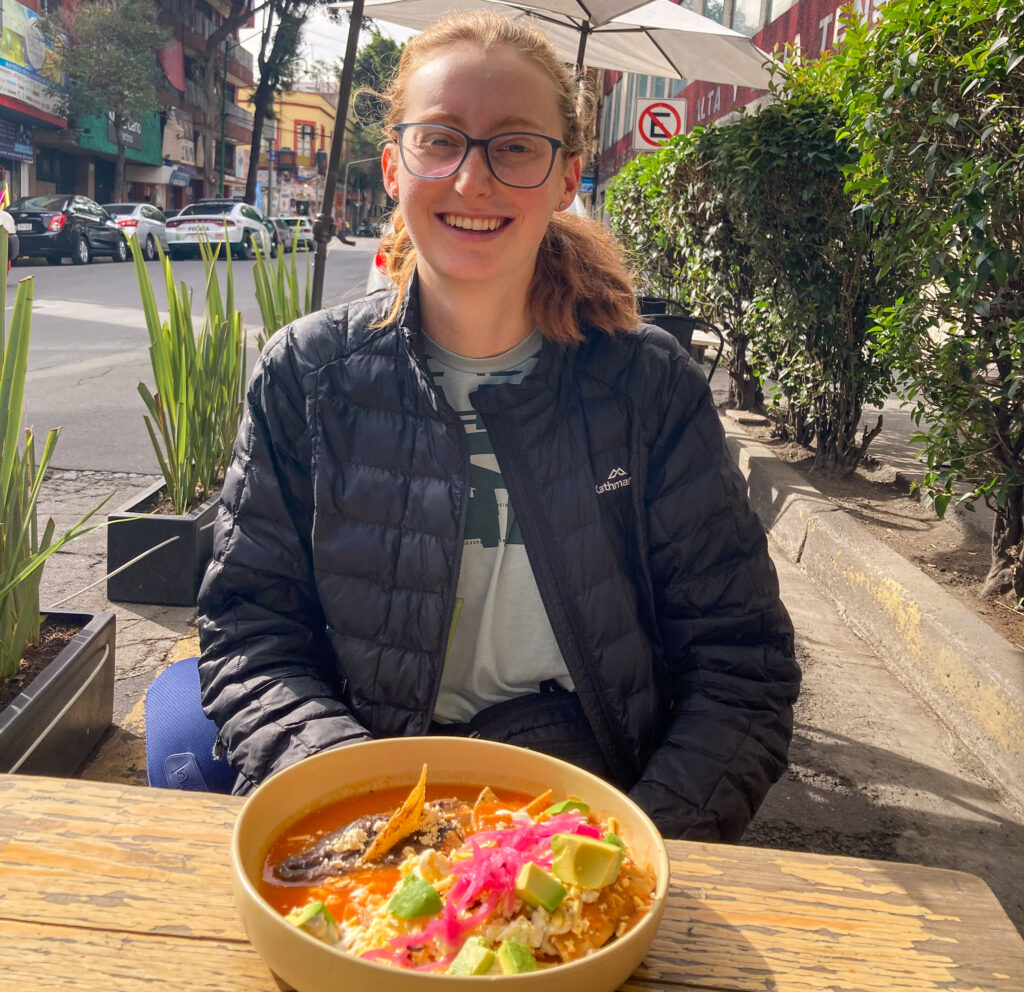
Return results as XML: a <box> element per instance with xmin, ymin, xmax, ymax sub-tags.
<box><xmin>232</xmin><ymin>737</ymin><xmax>669</xmax><ymax>991</ymax></box>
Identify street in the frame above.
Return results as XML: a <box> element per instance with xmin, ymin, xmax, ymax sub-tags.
<box><xmin>16</xmin><ymin>240</ymin><xmax>377</xmax><ymax>473</ymax></box>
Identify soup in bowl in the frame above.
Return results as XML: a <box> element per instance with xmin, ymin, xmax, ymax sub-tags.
<box><xmin>231</xmin><ymin>737</ymin><xmax>669</xmax><ymax>991</ymax></box>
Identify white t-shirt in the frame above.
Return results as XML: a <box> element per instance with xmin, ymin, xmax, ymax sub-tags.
<box><xmin>424</xmin><ymin>330</ymin><xmax>573</xmax><ymax>724</ymax></box>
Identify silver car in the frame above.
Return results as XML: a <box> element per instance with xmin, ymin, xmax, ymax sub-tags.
<box><xmin>103</xmin><ymin>202</ymin><xmax>170</xmax><ymax>261</ymax></box>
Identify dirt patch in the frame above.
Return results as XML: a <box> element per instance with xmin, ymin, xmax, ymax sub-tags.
<box><xmin>0</xmin><ymin>620</ymin><xmax>80</xmax><ymax>711</ymax></box>
<box><xmin>743</xmin><ymin>424</ymin><xmax>1024</xmax><ymax>650</ymax></box>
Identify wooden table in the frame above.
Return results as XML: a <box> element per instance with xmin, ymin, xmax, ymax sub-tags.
<box><xmin>1</xmin><ymin>775</ymin><xmax>1022</xmax><ymax>991</ymax></box>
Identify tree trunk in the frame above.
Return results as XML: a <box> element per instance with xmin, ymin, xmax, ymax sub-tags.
<box><xmin>115</xmin><ymin>140</ymin><xmax>127</xmax><ymax>203</ymax></box>
<box><xmin>982</xmin><ymin>485</ymin><xmax>1024</xmax><ymax>598</ymax></box>
<box><xmin>726</xmin><ymin>336</ymin><xmax>763</xmax><ymax>412</ymax></box>
<box><xmin>245</xmin><ymin>78</ymin><xmax>274</xmax><ymax>205</ymax></box>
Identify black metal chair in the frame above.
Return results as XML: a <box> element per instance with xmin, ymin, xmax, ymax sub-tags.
<box><xmin>636</xmin><ymin>296</ymin><xmax>726</xmax><ymax>384</ymax></box>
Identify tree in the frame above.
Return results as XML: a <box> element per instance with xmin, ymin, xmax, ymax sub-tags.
<box><xmin>606</xmin><ymin>129</ymin><xmax>764</xmax><ymax>411</ymax></box>
<box><xmin>715</xmin><ymin>66</ymin><xmax>901</xmax><ymax>472</ymax></box>
<box><xmin>836</xmin><ymin>0</ymin><xmax>1024</xmax><ymax>597</ymax></box>
<box><xmin>244</xmin><ymin>0</ymin><xmax>308</xmax><ymax>206</ymax></box>
<box><xmin>42</xmin><ymin>0</ymin><xmax>170</xmax><ymax>202</ymax></box>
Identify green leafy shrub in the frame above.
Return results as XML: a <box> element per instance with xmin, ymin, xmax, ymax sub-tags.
<box><xmin>253</xmin><ymin>227</ymin><xmax>312</xmax><ymax>351</ymax></box>
<box><xmin>608</xmin><ymin>125</ymin><xmax>765</xmax><ymax>411</ymax></box>
<box><xmin>836</xmin><ymin>0</ymin><xmax>1024</xmax><ymax>596</ymax></box>
<box><xmin>132</xmin><ymin>237</ymin><xmax>246</xmax><ymax>515</ymax></box>
<box><xmin>0</xmin><ymin>234</ymin><xmax>109</xmax><ymax>686</ymax></box>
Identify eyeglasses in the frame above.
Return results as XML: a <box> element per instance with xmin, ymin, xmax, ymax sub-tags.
<box><xmin>392</xmin><ymin>123</ymin><xmax>565</xmax><ymax>189</ymax></box>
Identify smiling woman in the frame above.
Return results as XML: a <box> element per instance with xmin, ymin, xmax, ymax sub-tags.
<box><xmin>183</xmin><ymin>10</ymin><xmax>800</xmax><ymax>847</ymax></box>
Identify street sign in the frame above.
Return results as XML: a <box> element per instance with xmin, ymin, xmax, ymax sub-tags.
<box><xmin>633</xmin><ymin>99</ymin><xmax>687</xmax><ymax>152</ymax></box>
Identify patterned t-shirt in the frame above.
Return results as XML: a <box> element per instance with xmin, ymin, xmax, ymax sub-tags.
<box><xmin>424</xmin><ymin>330</ymin><xmax>573</xmax><ymax>724</ymax></box>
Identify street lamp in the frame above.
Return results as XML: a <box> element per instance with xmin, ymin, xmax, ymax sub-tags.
<box><xmin>218</xmin><ymin>38</ymin><xmax>242</xmax><ymax>198</ymax></box>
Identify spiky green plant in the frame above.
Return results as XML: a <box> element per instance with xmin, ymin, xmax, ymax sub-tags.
<box><xmin>253</xmin><ymin>223</ymin><xmax>312</xmax><ymax>351</ymax></box>
<box><xmin>132</xmin><ymin>236</ymin><xmax>246</xmax><ymax>515</ymax></box>
<box><xmin>0</xmin><ymin>232</ymin><xmax>111</xmax><ymax>686</ymax></box>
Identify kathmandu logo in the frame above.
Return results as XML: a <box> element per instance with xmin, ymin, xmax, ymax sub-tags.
<box><xmin>595</xmin><ymin>466</ymin><xmax>631</xmax><ymax>494</ymax></box>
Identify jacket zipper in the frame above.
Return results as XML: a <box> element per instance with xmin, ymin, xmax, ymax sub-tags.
<box><xmin>478</xmin><ymin>401</ymin><xmax>638</xmax><ymax>785</ymax></box>
<box><xmin>419</xmin><ymin>367</ymin><xmax>471</xmax><ymax>733</ymax></box>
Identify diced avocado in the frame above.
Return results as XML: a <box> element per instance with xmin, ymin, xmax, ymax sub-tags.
<box><xmin>542</xmin><ymin>799</ymin><xmax>590</xmax><ymax>817</ymax></box>
<box><xmin>604</xmin><ymin>832</ymin><xmax>626</xmax><ymax>850</ymax></box>
<box><xmin>551</xmin><ymin>833</ymin><xmax>624</xmax><ymax>889</ymax></box>
<box><xmin>285</xmin><ymin>900</ymin><xmax>341</xmax><ymax>943</ymax></box>
<box><xmin>448</xmin><ymin>936</ymin><xmax>496</xmax><ymax>975</ymax></box>
<box><xmin>387</xmin><ymin>874</ymin><xmax>443</xmax><ymax>919</ymax></box>
<box><xmin>497</xmin><ymin>940</ymin><xmax>538</xmax><ymax>974</ymax></box>
<box><xmin>514</xmin><ymin>861</ymin><xmax>567</xmax><ymax>912</ymax></box>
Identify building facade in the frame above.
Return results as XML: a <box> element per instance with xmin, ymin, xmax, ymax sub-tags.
<box><xmin>240</xmin><ymin>80</ymin><xmax>337</xmax><ymax>219</ymax></box>
<box><xmin>2</xmin><ymin>0</ymin><xmax>254</xmax><ymax>210</ymax></box>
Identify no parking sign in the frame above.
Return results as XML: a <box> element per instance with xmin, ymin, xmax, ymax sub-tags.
<box><xmin>633</xmin><ymin>99</ymin><xmax>687</xmax><ymax>151</ymax></box>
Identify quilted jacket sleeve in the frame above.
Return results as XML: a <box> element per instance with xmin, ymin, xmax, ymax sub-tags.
<box><xmin>197</xmin><ymin>330</ymin><xmax>372</xmax><ymax>793</ymax></box>
<box><xmin>627</xmin><ymin>347</ymin><xmax>800</xmax><ymax>841</ymax></box>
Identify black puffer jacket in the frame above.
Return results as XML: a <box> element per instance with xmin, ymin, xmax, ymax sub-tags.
<box><xmin>197</xmin><ymin>290</ymin><xmax>799</xmax><ymax>840</ymax></box>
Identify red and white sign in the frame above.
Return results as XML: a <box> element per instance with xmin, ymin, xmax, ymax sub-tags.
<box><xmin>633</xmin><ymin>99</ymin><xmax>687</xmax><ymax>152</ymax></box>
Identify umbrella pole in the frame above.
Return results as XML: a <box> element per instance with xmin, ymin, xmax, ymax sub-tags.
<box><xmin>312</xmin><ymin>0</ymin><xmax>365</xmax><ymax>311</ymax></box>
<box><xmin>574</xmin><ymin>23</ymin><xmax>589</xmax><ymax>71</ymax></box>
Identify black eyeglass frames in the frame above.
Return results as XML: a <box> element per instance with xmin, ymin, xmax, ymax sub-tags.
<box><xmin>392</xmin><ymin>123</ymin><xmax>565</xmax><ymax>190</ymax></box>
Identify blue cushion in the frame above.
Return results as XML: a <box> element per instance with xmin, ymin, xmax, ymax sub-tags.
<box><xmin>145</xmin><ymin>657</ymin><xmax>236</xmax><ymax>793</ymax></box>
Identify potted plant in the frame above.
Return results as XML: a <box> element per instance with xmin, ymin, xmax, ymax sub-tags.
<box><xmin>106</xmin><ymin>238</ymin><xmax>246</xmax><ymax>606</ymax></box>
<box><xmin>0</xmin><ymin>233</ymin><xmax>116</xmax><ymax>777</ymax></box>
<box><xmin>252</xmin><ymin>225</ymin><xmax>312</xmax><ymax>350</ymax></box>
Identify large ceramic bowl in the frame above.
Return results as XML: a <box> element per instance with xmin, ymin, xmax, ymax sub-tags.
<box><xmin>231</xmin><ymin>737</ymin><xmax>669</xmax><ymax>992</ymax></box>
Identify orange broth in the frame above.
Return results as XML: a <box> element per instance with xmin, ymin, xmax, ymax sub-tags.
<box><xmin>260</xmin><ymin>784</ymin><xmax>533</xmax><ymax>924</ymax></box>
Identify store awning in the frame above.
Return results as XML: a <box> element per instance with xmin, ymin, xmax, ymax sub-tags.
<box><xmin>125</xmin><ymin>163</ymin><xmax>197</xmax><ymax>187</ymax></box>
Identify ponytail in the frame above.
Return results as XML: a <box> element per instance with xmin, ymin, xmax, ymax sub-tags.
<box><xmin>529</xmin><ymin>212</ymin><xmax>639</xmax><ymax>344</ymax></box>
<box><xmin>376</xmin><ymin>208</ymin><xmax>640</xmax><ymax>343</ymax></box>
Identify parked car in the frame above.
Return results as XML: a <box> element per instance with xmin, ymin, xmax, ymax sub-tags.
<box><xmin>102</xmin><ymin>202</ymin><xmax>169</xmax><ymax>261</ymax></box>
<box><xmin>9</xmin><ymin>194</ymin><xmax>129</xmax><ymax>265</ymax></box>
<box><xmin>163</xmin><ymin>199</ymin><xmax>276</xmax><ymax>260</ymax></box>
<box><xmin>273</xmin><ymin>215</ymin><xmax>314</xmax><ymax>251</ymax></box>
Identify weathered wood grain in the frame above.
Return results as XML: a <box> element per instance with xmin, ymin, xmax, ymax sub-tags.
<box><xmin>0</xmin><ymin>919</ymin><xmax>274</xmax><ymax>990</ymax></box>
<box><xmin>1</xmin><ymin>775</ymin><xmax>1022</xmax><ymax>992</ymax></box>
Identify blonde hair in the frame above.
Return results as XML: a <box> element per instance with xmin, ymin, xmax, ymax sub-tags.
<box><xmin>377</xmin><ymin>11</ymin><xmax>638</xmax><ymax>344</ymax></box>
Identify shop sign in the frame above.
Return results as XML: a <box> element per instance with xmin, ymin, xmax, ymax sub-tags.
<box><xmin>107</xmin><ymin>112</ymin><xmax>145</xmax><ymax>151</ymax></box>
<box><xmin>0</xmin><ymin>0</ymin><xmax>65</xmax><ymax>119</ymax></box>
<box><xmin>0</xmin><ymin>119</ymin><xmax>33</xmax><ymax>162</ymax></box>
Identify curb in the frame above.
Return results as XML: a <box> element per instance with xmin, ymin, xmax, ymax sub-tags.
<box><xmin>722</xmin><ymin>415</ymin><xmax>1024</xmax><ymax>813</ymax></box>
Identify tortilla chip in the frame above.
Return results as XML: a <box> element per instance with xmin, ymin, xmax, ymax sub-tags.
<box><xmin>360</xmin><ymin>763</ymin><xmax>428</xmax><ymax>864</ymax></box>
<box><xmin>522</xmin><ymin>789</ymin><xmax>554</xmax><ymax>819</ymax></box>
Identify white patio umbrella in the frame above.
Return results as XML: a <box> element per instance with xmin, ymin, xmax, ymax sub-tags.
<box><xmin>344</xmin><ymin>0</ymin><xmax>774</xmax><ymax>89</ymax></box>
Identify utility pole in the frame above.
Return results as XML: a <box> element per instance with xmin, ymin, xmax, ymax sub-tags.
<box><xmin>268</xmin><ymin>136</ymin><xmax>275</xmax><ymax>216</ymax></box>
<box><xmin>219</xmin><ymin>41</ymin><xmax>227</xmax><ymax>197</ymax></box>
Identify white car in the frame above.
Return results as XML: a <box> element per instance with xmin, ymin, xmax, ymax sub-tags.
<box><xmin>164</xmin><ymin>199</ymin><xmax>275</xmax><ymax>261</ymax></box>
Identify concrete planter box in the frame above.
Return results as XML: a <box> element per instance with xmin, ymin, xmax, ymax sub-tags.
<box><xmin>106</xmin><ymin>480</ymin><xmax>219</xmax><ymax>607</ymax></box>
<box><xmin>0</xmin><ymin>610</ymin><xmax>116</xmax><ymax>776</ymax></box>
